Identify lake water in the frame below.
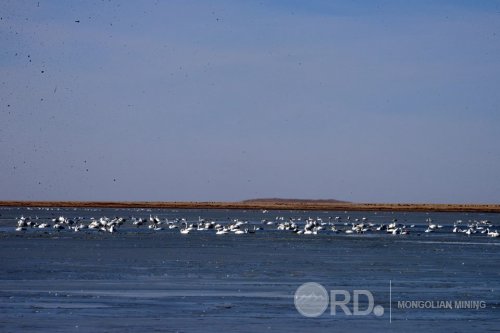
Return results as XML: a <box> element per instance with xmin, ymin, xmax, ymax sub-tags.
<box><xmin>0</xmin><ymin>207</ymin><xmax>499</xmax><ymax>332</ymax></box>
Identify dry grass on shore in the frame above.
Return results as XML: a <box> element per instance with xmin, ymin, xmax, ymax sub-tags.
<box><xmin>0</xmin><ymin>200</ymin><xmax>499</xmax><ymax>213</ymax></box>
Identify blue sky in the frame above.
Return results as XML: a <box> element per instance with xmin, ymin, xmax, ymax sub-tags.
<box><xmin>1</xmin><ymin>0</ymin><xmax>499</xmax><ymax>203</ymax></box>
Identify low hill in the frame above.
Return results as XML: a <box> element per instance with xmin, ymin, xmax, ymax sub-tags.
<box><xmin>241</xmin><ymin>198</ymin><xmax>349</xmax><ymax>204</ymax></box>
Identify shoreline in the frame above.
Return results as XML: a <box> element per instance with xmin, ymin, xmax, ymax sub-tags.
<box><xmin>1</xmin><ymin>201</ymin><xmax>500</xmax><ymax>213</ymax></box>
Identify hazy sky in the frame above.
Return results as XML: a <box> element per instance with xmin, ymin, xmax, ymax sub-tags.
<box><xmin>1</xmin><ymin>1</ymin><xmax>500</xmax><ymax>203</ymax></box>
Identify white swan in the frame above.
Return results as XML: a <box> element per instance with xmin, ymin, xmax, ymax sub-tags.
<box><xmin>216</xmin><ymin>228</ymin><xmax>228</xmax><ymax>235</ymax></box>
<box><xmin>487</xmin><ymin>229</ymin><xmax>499</xmax><ymax>237</ymax></box>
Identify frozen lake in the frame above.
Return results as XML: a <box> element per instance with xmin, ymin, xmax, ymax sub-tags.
<box><xmin>0</xmin><ymin>207</ymin><xmax>499</xmax><ymax>332</ymax></box>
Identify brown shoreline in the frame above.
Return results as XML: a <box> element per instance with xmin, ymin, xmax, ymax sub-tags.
<box><xmin>1</xmin><ymin>201</ymin><xmax>500</xmax><ymax>213</ymax></box>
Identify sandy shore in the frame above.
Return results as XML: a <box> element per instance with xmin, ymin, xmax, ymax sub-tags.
<box><xmin>0</xmin><ymin>200</ymin><xmax>499</xmax><ymax>212</ymax></box>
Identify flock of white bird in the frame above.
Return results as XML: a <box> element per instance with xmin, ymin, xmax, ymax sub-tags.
<box><xmin>13</xmin><ymin>214</ymin><xmax>500</xmax><ymax>238</ymax></box>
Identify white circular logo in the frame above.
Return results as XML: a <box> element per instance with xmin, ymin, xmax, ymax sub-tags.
<box><xmin>373</xmin><ymin>305</ymin><xmax>384</xmax><ymax>316</ymax></box>
<box><xmin>294</xmin><ymin>282</ymin><xmax>329</xmax><ymax>317</ymax></box>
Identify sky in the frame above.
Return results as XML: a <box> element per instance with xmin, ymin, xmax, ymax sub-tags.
<box><xmin>1</xmin><ymin>0</ymin><xmax>499</xmax><ymax>203</ymax></box>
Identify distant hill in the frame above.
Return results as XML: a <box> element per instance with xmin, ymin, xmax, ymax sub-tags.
<box><xmin>241</xmin><ymin>198</ymin><xmax>350</xmax><ymax>204</ymax></box>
